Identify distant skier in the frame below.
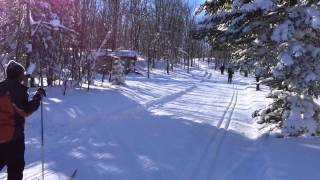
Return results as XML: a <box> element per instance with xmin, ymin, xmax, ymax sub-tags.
<box><xmin>0</xmin><ymin>61</ymin><xmax>46</xmax><ymax>180</ymax></box>
<box><xmin>227</xmin><ymin>67</ymin><xmax>234</xmax><ymax>83</ymax></box>
<box><xmin>255</xmin><ymin>66</ymin><xmax>262</xmax><ymax>91</ymax></box>
<box><xmin>220</xmin><ymin>65</ymin><xmax>225</xmax><ymax>75</ymax></box>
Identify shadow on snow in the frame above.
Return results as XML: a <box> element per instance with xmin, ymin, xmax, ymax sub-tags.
<box><xmin>11</xmin><ymin>88</ymin><xmax>319</xmax><ymax>180</ymax></box>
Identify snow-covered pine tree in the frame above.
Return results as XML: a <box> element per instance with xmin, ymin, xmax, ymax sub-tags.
<box><xmin>111</xmin><ymin>59</ymin><xmax>126</xmax><ymax>85</ymax></box>
<box><xmin>0</xmin><ymin>0</ymin><xmax>75</xmax><ymax>88</ymax></box>
<box><xmin>30</xmin><ymin>0</ymin><xmax>77</xmax><ymax>90</ymax></box>
<box><xmin>196</xmin><ymin>0</ymin><xmax>320</xmax><ymax>136</ymax></box>
<box><xmin>0</xmin><ymin>0</ymin><xmax>30</xmax><ymax>61</ymax></box>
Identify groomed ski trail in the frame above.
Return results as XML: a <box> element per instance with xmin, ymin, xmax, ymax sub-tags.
<box><xmin>180</xmin><ymin>83</ymin><xmax>239</xmax><ymax>180</ymax></box>
<box><xmin>1</xmin><ymin>67</ymin><xmax>278</xmax><ymax>180</ymax></box>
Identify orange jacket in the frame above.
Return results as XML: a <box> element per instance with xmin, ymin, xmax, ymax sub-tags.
<box><xmin>0</xmin><ymin>80</ymin><xmax>40</xmax><ymax>143</ymax></box>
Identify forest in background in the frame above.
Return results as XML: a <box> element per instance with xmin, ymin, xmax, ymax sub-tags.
<box><xmin>0</xmin><ymin>0</ymin><xmax>212</xmax><ymax>89</ymax></box>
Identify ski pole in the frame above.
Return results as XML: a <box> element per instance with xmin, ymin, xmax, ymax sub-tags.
<box><xmin>39</xmin><ymin>60</ymin><xmax>45</xmax><ymax>180</ymax></box>
<box><xmin>41</xmin><ymin>95</ymin><xmax>44</xmax><ymax>180</ymax></box>
<box><xmin>68</xmin><ymin>169</ymin><xmax>78</xmax><ymax>180</ymax></box>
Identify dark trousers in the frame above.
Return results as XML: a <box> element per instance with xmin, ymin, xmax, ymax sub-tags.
<box><xmin>0</xmin><ymin>139</ymin><xmax>25</xmax><ymax>180</ymax></box>
<box><xmin>228</xmin><ymin>76</ymin><xmax>233</xmax><ymax>83</ymax></box>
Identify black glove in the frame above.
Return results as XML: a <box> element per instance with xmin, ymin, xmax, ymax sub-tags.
<box><xmin>33</xmin><ymin>87</ymin><xmax>46</xmax><ymax>101</ymax></box>
<box><xmin>37</xmin><ymin>87</ymin><xmax>46</xmax><ymax>97</ymax></box>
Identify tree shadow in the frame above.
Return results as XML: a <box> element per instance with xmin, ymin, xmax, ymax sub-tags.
<box><xmin>1</xmin><ymin>88</ymin><xmax>319</xmax><ymax>180</ymax></box>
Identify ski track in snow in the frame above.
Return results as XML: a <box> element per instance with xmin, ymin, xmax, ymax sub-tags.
<box><xmin>208</xmin><ymin>86</ymin><xmax>239</xmax><ymax>179</ymax></box>
<box><xmin>90</xmin><ymin>71</ymin><xmax>212</xmax><ymax>180</ymax></box>
<box><xmin>0</xmin><ymin>68</ymin><xmax>274</xmax><ymax>180</ymax></box>
<box><xmin>181</xmin><ymin>83</ymin><xmax>239</xmax><ymax>180</ymax></box>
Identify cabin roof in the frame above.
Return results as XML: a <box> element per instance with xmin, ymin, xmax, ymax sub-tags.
<box><xmin>91</xmin><ymin>49</ymin><xmax>138</xmax><ymax>59</ymax></box>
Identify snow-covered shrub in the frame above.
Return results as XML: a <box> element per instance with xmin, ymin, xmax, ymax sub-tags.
<box><xmin>254</xmin><ymin>91</ymin><xmax>320</xmax><ymax>136</ymax></box>
<box><xmin>111</xmin><ymin>60</ymin><xmax>125</xmax><ymax>85</ymax></box>
<box><xmin>269</xmin><ymin>42</ymin><xmax>320</xmax><ymax>136</ymax></box>
<box><xmin>254</xmin><ymin>90</ymin><xmax>288</xmax><ymax>125</ymax></box>
<box><xmin>282</xmin><ymin>95</ymin><xmax>320</xmax><ymax>136</ymax></box>
<box><xmin>126</xmin><ymin>62</ymin><xmax>135</xmax><ymax>74</ymax></box>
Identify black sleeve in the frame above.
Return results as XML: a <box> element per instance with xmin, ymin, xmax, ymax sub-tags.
<box><xmin>21</xmin><ymin>90</ymin><xmax>41</xmax><ymax>114</ymax></box>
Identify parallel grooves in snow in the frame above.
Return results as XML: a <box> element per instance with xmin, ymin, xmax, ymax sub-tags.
<box><xmin>224</xmin><ymin>86</ymin><xmax>238</xmax><ymax>129</ymax></box>
<box><xmin>181</xmin><ymin>84</ymin><xmax>239</xmax><ymax>180</ymax></box>
<box><xmin>216</xmin><ymin>84</ymin><xmax>236</xmax><ymax>128</ymax></box>
<box><xmin>208</xmin><ymin>85</ymin><xmax>238</xmax><ymax>179</ymax></box>
<box><xmin>17</xmin><ymin>70</ymin><xmax>213</xmax><ymax>180</ymax></box>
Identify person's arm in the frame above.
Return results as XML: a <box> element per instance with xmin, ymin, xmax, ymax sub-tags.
<box><xmin>21</xmin><ymin>90</ymin><xmax>41</xmax><ymax>114</ymax></box>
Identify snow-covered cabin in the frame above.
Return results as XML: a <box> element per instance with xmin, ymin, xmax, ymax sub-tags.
<box><xmin>111</xmin><ymin>50</ymin><xmax>138</xmax><ymax>74</ymax></box>
<box><xmin>93</xmin><ymin>49</ymin><xmax>138</xmax><ymax>75</ymax></box>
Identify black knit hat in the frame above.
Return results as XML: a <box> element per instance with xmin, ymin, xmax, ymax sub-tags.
<box><xmin>6</xmin><ymin>60</ymin><xmax>25</xmax><ymax>80</ymax></box>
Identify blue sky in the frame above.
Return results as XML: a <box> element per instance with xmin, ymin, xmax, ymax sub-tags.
<box><xmin>187</xmin><ymin>0</ymin><xmax>205</xmax><ymax>19</ymax></box>
<box><xmin>188</xmin><ymin>0</ymin><xmax>204</xmax><ymax>8</ymax></box>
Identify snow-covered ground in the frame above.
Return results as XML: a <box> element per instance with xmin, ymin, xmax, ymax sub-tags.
<box><xmin>1</xmin><ymin>64</ymin><xmax>320</xmax><ymax>180</ymax></box>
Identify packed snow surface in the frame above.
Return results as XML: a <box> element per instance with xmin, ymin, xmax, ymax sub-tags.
<box><xmin>1</xmin><ymin>64</ymin><xmax>320</xmax><ymax>180</ymax></box>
